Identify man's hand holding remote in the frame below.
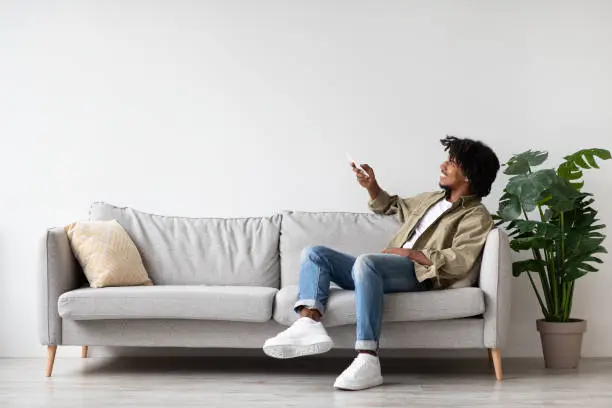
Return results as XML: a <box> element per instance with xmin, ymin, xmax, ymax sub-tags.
<box><xmin>352</xmin><ymin>163</ymin><xmax>382</xmax><ymax>200</ymax></box>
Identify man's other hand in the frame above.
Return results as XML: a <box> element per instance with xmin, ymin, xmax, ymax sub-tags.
<box><xmin>382</xmin><ymin>248</ymin><xmax>433</xmax><ymax>266</ymax></box>
<box><xmin>381</xmin><ymin>248</ymin><xmax>411</xmax><ymax>257</ymax></box>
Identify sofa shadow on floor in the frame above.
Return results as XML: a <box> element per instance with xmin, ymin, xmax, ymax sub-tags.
<box><xmin>77</xmin><ymin>356</ymin><xmax>506</xmax><ymax>378</ymax></box>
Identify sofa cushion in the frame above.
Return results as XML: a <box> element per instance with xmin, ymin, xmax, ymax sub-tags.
<box><xmin>65</xmin><ymin>220</ymin><xmax>153</xmax><ymax>288</ymax></box>
<box><xmin>273</xmin><ymin>285</ymin><xmax>485</xmax><ymax>327</ymax></box>
<box><xmin>58</xmin><ymin>285</ymin><xmax>278</xmax><ymax>323</ymax></box>
<box><xmin>89</xmin><ymin>202</ymin><xmax>281</xmax><ymax>287</ymax></box>
<box><xmin>280</xmin><ymin>211</ymin><xmax>399</xmax><ymax>287</ymax></box>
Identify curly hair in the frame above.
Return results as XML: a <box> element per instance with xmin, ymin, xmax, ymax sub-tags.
<box><xmin>440</xmin><ymin>136</ymin><xmax>500</xmax><ymax>197</ymax></box>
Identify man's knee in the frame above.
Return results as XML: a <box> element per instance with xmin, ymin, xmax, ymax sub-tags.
<box><xmin>352</xmin><ymin>254</ymin><xmax>379</xmax><ymax>281</ymax></box>
<box><xmin>300</xmin><ymin>245</ymin><xmax>331</xmax><ymax>264</ymax></box>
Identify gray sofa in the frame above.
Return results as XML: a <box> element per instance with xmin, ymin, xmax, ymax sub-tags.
<box><xmin>40</xmin><ymin>202</ymin><xmax>512</xmax><ymax>379</ymax></box>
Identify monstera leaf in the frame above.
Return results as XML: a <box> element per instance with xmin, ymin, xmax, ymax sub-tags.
<box><xmin>561</xmin><ymin>193</ymin><xmax>606</xmax><ymax>256</ymax></box>
<box><xmin>504</xmin><ymin>150</ymin><xmax>548</xmax><ymax>175</ymax></box>
<box><xmin>512</xmin><ymin>259</ymin><xmax>546</xmax><ymax>277</ymax></box>
<box><xmin>509</xmin><ymin>236</ymin><xmax>550</xmax><ymax>251</ymax></box>
<box><xmin>506</xmin><ymin>220</ymin><xmax>561</xmax><ymax>239</ymax></box>
<box><xmin>563</xmin><ymin>247</ymin><xmax>607</xmax><ymax>281</ymax></box>
<box><xmin>506</xmin><ymin>169</ymin><xmax>557</xmax><ymax>209</ymax></box>
<box><xmin>558</xmin><ymin>148</ymin><xmax>611</xmax><ymax>191</ymax></box>
<box><xmin>540</xmin><ymin>177</ymin><xmax>581</xmax><ymax>213</ymax></box>
<box><xmin>497</xmin><ymin>191</ymin><xmax>522</xmax><ymax>221</ymax></box>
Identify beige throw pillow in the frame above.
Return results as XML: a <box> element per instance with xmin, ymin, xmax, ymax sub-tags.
<box><xmin>65</xmin><ymin>220</ymin><xmax>153</xmax><ymax>288</ymax></box>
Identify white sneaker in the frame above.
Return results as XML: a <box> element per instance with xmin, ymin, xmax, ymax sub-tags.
<box><xmin>263</xmin><ymin>317</ymin><xmax>334</xmax><ymax>359</ymax></box>
<box><xmin>334</xmin><ymin>353</ymin><xmax>384</xmax><ymax>391</ymax></box>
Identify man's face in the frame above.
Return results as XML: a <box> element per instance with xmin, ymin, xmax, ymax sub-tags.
<box><xmin>439</xmin><ymin>157</ymin><xmax>468</xmax><ymax>191</ymax></box>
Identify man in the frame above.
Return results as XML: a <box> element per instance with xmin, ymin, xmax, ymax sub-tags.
<box><xmin>263</xmin><ymin>136</ymin><xmax>500</xmax><ymax>391</ymax></box>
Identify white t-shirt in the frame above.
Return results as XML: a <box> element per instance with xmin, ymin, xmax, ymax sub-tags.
<box><xmin>402</xmin><ymin>199</ymin><xmax>453</xmax><ymax>249</ymax></box>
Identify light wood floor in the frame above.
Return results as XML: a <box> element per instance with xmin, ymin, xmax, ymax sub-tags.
<box><xmin>2</xmin><ymin>356</ymin><xmax>612</xmax><ymax>407</ymax></box>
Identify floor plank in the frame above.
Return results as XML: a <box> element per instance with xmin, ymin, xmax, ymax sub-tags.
<box><xmin>1</xmin><ymin>356</ymin><xmax>611</xmax><ymax>407</ymax></box>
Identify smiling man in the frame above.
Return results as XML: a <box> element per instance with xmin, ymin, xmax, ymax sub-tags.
<box><xmin>263</xmin><ymin>136</ymin><xmax>500</xmax><ymax>391</ymax></box>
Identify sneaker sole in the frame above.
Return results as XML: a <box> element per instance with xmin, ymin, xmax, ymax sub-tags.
<box><xmin>263</xmin><ymin>337</ymin><xmax>334</xmax><ymax>359</ymax></box>
<box><xmin>334</xmin><ymin>376</ymin><xmax>384</xmax><ymax>391</ymax></box>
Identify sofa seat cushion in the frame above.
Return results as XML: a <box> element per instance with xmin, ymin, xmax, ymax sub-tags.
<box><xmin>273</xmin><ymin>285</ymin><xmax>484</xmax><ymax>327</ymax></box>
<box><xmin>58</xmin><ymin>285</ymin><xmax>278</xmax><ymax>323</ymax></box>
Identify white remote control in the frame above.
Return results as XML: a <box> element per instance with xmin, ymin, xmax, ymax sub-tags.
<box><xmin>346</xmin><ymin>153</ymin><xmax>369</xmax><ymax>178</ymax></box>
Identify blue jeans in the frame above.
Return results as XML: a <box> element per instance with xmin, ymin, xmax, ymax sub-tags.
<box><xmin>294</xmin><ymin>245</ymin><xmax>429</xmax><ymax>351</ymax></box>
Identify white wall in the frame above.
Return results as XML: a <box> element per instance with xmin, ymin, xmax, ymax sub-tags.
<box><xmin>1</xmin><ymin>0</ymin><xmax>611</xmax><ymax>358</ymax></box>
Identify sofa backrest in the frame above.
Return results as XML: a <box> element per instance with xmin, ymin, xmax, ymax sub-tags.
<box><xmin>279</xmin><ymin>211</ymin><xmax>400</xmax><ymax>287</ymax></box>
<box><xmin>279</xmin><ymin>210</ymin><xmax>502</xmax><ymax>289</ymax></box>
<box><xmin>90</xmin><ymin>202</ymin><xmax>281</xmax><ymax>287</ymax></box>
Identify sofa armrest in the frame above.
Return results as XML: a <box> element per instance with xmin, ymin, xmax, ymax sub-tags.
<box><xmin>39</xmin><ymin>227</ymin><xmax>82</xmax><ymax>345</ymax></box>
<box><xmin>479</xmin><ymin>229</ymin><xmax>513</xmax><ymax>349</ymax></box>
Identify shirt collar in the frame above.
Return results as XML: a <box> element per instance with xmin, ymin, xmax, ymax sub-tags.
<box><xmin>437</xmin><ymin>190</ymin><xmax>482</xmax><ymax>208</ymax></box>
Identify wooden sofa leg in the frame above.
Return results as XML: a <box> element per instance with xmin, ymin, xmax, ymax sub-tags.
<box><xmin>82</xmin><ymin>346</ymin><xmax>88</xmax><ymax>358</ymax></box>
<box><xmin>46</xmin><ymin>346</ymin><xmax>57</xmax><ymax>377</ymax></box>
<box><xmin>489</xmin><ymin>348</ymin><xmax>503</xmax><ymax>381</ymax></box>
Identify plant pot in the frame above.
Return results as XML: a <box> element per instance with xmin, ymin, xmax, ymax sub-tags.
<box><xmin>537</xmin><ymin>319</ymin><xmax>587</xmax><ymax>369</ymax></box>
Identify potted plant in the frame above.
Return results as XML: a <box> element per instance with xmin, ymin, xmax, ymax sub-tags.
<box><xmin>494</xmin><ymin>148</ymin><xmax>610</xmax><ymax>369</ymax></box>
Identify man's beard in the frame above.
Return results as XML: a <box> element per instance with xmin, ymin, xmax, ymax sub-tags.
<box><xmin>439</xmin><ymin>184</ymin><xmax>451</xmax><ymax>198</ymax></box>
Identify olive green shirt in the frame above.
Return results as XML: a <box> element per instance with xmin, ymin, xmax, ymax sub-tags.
<box><xmin>368</xmin><ymin>190</ymin><xmax>493</xmax><ymax>289</ymax></box>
